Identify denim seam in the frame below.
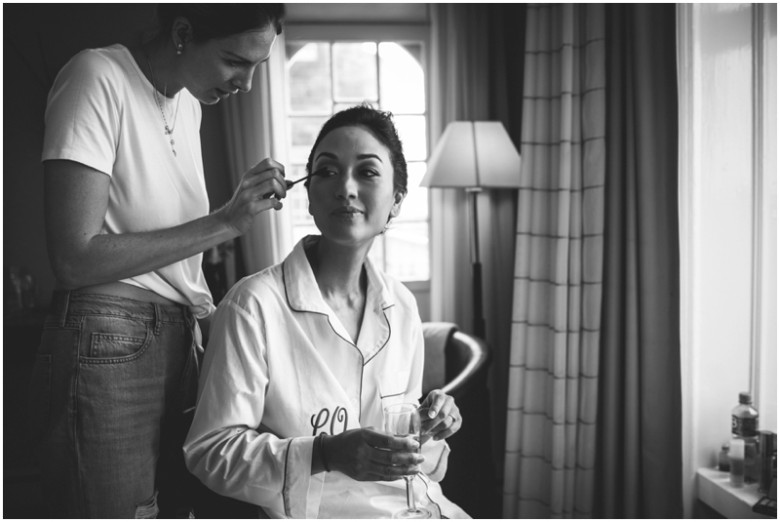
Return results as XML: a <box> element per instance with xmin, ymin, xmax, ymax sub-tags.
<box><xmin>72</xmin><ymin>315</ymin><xmax>86</xmax><ymax>515</ymax></box>
<box><xmin>153</xmin><ymin>304</ymin><xmax>162</xmax><ymax>336</ymax></box>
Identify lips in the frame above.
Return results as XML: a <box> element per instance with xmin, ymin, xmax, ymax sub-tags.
<box><xmin>332</xmin><ymin>206</ymin><xmax>363</xmax><ymax>216</ymax></box>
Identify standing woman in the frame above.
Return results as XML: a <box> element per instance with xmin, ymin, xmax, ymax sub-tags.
<box><xmin>29</xmin><ymin>4</ymin><xmax>286</xmax><ymax>518</ymax></box>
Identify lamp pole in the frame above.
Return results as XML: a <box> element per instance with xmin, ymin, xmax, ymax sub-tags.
<box><xmin>467</xmin><ymin>187</ymin><xmax>485</xmax><ymax>339</ymax></box>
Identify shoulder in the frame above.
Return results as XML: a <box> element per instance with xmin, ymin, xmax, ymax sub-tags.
<box><xmin>58</xmin><ymin>46</ymin><xmax>127</xmax><ymax>84</ymax></box>
<box><xmin>377</xmin><ymin>269</ymin><xmax>420</xmax><ymax>319</ymax></box>
<box><xmin>217</xmin><ymin>264</ymin><xmax>286</xmax><ymax>317</ymax></box>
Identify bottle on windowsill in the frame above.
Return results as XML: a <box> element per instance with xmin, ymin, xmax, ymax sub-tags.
<box><xmin>731</xmin><ymin>391</ymin><xmax>760</xmax><ymax>484</ymax></box>
<box><xmin>718</xmin><ymin>441</ymin><xmax>731</xmax><ymax>472</ymax></box>
<box><xmin>729</xmin><ymin>438</ymin><xmax>745</xmax><ymax>487</ymax></box>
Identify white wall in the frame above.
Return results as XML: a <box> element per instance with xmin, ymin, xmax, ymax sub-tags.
<box><xmin>679</xmin><ymin>3</ymin><xmax>777</xmax><ymax>517</ymax></box>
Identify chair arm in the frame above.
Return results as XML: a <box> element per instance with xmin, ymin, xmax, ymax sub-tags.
<box><xmin>440</xmin><ymin>331</ymin><xmax>490</xmax><ymax>399</ymax></box>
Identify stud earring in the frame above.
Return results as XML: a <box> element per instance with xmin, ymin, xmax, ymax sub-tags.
<box><xmin>176</xmin><ymin>43</ymin><xmax>184</xmax><ymax>55</ymax></box>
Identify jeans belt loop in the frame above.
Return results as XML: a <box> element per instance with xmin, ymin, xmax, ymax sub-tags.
<box><xmin>57</xmin><ymin>290</ymin><xmax>71</xmax><ymax>327</ymax></box>
<box><xmin>191</xmin><ymin>317</ymin><xmax>203</xmax><ymax>376</ymax></box>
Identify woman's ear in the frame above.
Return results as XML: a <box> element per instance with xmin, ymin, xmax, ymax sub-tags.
<box><xmin>171</xmin><ymin>17</ymin><xmax>193</xmax><ymax>47</ymax></box>
<box><xmin>389</xmin><ymin>191</ymin><xmax>406</xmax><ymax>219</ymax></box>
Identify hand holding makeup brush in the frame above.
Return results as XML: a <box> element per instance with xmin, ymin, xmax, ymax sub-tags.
<box><xmin>217</xmin><ymin>157</ymin><xmax>288</xmax><ymax>235</ymax></box>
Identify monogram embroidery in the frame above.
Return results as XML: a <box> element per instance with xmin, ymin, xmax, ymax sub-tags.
<box><xmin>311</xmin><ymin>406</ymin><xmax>349</xmax><ymax>436</ymax></box>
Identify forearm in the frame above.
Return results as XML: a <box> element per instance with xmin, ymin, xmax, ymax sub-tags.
<box><xmin>51</xmin><ymin>210</ymin><xmax>236</xmax><ymax>288</ymax></box>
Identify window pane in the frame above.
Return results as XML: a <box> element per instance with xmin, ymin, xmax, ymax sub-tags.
<box><xmin>285</xmin><ymin>36</ymin><xmax>429</xmax><ymax>283</ymax></box>
<box><xmin>379</xmin><ymin>42</ymin><xmax>425</xmax><ymax>114</ymax></box>
<box><xmin>396</xmin><ymin>162</ymin><xmax>428</xmax><ymax>222</ymax></box>
<box><xmin>394</xmin><ymin>115</ymin><xmax>427</xmax><ymax>161</ymax></box>
<box><xmin>333</xmin><ymin>42</ymin><xmax>377</xmax><ymax>102</ymax></box>
<box><xmin>286</xmin><ymin>42</ymin><xmax>332</xmax><ymax>113</ymax></box>
<box><xmin>287</xmin><ymin>165</ymin><xmax>312</xmax><ymax>230</ymax></box>
<box><xmin>289</xmin><ymin>116</ymin><xmax>328</xmax><ymax>163</ymax></box>
<box><xmin>385</xmin><ymin>222</ymin><xmax>429</xmax><ymax>281</ymax></box>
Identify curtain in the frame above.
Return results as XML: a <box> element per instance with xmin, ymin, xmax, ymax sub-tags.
<box><xmin>594</xmin><ymin>5</ymin><xmax>682</xmax><ymax>518</ymax></box>
<box><xmin>429</xmin><ymin>4</ymin><xmax>523</xmax><ymax>517</ymax></box>
<box><xmin>220</xmin><ymin>33</ymin><xmax>292</xmax><ymax>276</ymax></box>
<box><xmin>503</xmin><ymin>4</ymin><xmax>606</xmax><ymax>518</ymax></box>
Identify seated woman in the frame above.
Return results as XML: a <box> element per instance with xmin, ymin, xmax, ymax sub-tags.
<box><xmin>183</xmin><ymin>105</ymin><xmax>469</xmax><ymax>518</ymax></box>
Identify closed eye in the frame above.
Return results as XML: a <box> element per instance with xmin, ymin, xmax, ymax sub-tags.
<box><xmin>313</xmin><ymin>167</ymin><xmax>338</xmax><ymax>178</ymax></box>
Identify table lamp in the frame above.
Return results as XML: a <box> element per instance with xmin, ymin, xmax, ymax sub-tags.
<box><xmin>421</xmin><ymin>121</ymin><xmax>521</xmax><ymax>338</ymax></box>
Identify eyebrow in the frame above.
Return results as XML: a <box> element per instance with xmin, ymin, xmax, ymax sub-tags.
<box><xmin>223</xmin><ymin>51</ymin><xmax>262</xmax><ymax>65</ymax></box>
<box><xmin>314</xmin><ymin>152</ymin><xmax>384</xmax><ymax>163</ymax></box>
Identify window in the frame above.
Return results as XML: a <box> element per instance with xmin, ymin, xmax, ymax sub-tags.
<box><xmin>284</xmin><ymin>37</ymin><xmax>430</xmax><ymax>282</ymax></box>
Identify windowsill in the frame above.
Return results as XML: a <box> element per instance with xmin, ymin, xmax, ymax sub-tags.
<box><xmin>697</xmin><ymin>467</ymin><xmax>772</xmax><ymax>518</ymax></box>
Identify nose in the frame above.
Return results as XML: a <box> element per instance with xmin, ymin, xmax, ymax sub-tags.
<box><xmin>335</xmin><ymin>171</ymin><xmax>358</xmax><ymax>200</ymax></box>
<box><xmin>232</xmin><ymin>67</ymin><xmax>255</xmax><ymax>93</ymax></box>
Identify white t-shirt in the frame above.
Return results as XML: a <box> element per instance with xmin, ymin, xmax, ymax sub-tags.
<box><xmin>184</xmin><ymin>237</ymin><xmax>470</xmax><ymax>519</ymax></box>
<box><xmin>42</xmin><ymin>44</ymin><xmax>214</xmax><ymax>317</ymax></box>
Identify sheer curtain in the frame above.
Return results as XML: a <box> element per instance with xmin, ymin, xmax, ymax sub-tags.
<box><xmin>220</xmin><ymin>33</ymin><xmax>292</xmax><ymax>275</ymax></box>
<box><xmin>429</xmin><ymin>5</ymin><xmax>521</xmax><ymax>517</ymax></box>
<box><xmin>503</xmin><ymin>4</ymin><xmax>606</xmax><ymax>518</ymax></box>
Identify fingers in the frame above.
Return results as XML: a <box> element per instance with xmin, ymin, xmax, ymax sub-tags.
<box><xmin>328</xmin><ymin>429</ymin><xmax>424</xmax><ymax>482</ymax></box>
<box><xmin>362</xmin><ymin>430</ymin><xmax>423</xmax><ymax>479</ymax></box>
<box><xmin>364</xmin><ymin>428</ymin><xmax>419</xmax><ymax>452</ymax></box>
<box><xmin>420</xmin><ymin>390</ymin><xmax>462</xmax><ymax>441</ymax></box>
<box><xmin>242</xmin><ymin>158</ymin><xmax>287</xmax><ymax>201</ymax></box>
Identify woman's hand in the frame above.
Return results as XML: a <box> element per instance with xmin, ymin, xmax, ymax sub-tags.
<box><xmin>419</xmin><ymin>390</ymin><xmax>462</xmax><ymax>443</ymax></box>
<box><xmin>218</xmin><ymin>158</ymin><xmax>287</xmax><ymax>235</ymax></box>
<box><xmin>320</xmin><ymin>428</ymin><xmax>423</xmax><ymax>481</ymax></box>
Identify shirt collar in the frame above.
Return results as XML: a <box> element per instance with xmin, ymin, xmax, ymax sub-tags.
<box><xmin>282</xmin><ymin>235</ymin><xmax>395</xmax><ymax>316</ymax></box>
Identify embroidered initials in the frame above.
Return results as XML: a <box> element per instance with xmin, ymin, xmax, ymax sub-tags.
<box><xmin>311</xmin><ymin>406</ymin><xmax>349</xmax><ymax>436</ymax></box>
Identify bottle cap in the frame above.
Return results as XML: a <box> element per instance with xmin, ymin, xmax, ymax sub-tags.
<box><xmin>729</xmin><ymin>438</ymin><xmax>745</xmax><ymax>458</ymax></box>
<box><xmin>739</xmin><ymin>392</ymin><xmax>752</xmax><ymax>404</ymax></box>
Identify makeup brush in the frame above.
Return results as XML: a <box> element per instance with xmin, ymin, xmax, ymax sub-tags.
<box><xmin>263</xmin><ymin>170</ymin><xmax>324</xmax><ymax>199</ymax></box>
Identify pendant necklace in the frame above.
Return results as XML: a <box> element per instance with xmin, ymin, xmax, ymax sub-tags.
<box><xmin>145</xmin><ymin>54</ymin><xmax>181</xmax><ymax>157</ymax></box>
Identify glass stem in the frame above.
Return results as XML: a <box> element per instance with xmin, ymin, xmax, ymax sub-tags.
<box><xmin>405</xmin><ymin>476</ymin><xmax>417</xmax><ymax>512</ymax></box>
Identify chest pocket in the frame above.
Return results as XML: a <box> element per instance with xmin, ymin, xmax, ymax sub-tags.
<box><xmin>378</xmin><ymin>369</ymin><xmax>410</xmax><ymax>405</ymax></box>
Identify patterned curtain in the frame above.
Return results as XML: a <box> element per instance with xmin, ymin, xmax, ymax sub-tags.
<box><xmin>503</xmin><ymin>4</ymin><xmax>606</xmax><ymax>518</ymax></box>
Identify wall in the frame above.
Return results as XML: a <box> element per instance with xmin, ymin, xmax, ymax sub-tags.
<box><xmin>3</xmin><ymin>4</ymin><xmax>232</xmax><ymax>308</ymax></box>
<box><xmin>678</xmin><ymin>3</ymin><xmax>777</xmax><ymax>517</ymax></box>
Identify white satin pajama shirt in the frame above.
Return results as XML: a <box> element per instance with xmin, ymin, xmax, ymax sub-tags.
<box><xmin>183</xmin><ymin>237</ymin><xmax>469</xmax><ymax>518</ymax></box>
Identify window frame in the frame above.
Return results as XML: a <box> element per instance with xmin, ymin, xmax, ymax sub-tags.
<box><xmin>283</xmin><ymin>22</ymin><xmax>433</xmax><ymax>290</ymax></box>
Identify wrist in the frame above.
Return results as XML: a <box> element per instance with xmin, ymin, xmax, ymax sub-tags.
<box><xmin>317</xmin><ymin>433</ymin><xmax>332</xmax><ymax>473</ymax></box>
<box><xmin>211</xmin><ymin>204</ymin><xmax>242</xmax><ymax>239</ymax></box>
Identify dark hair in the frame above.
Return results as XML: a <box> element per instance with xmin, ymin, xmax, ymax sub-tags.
<box><xmin>305</xmin><ymin>105</ymin><xmax>408</xmax><ymax>195</ymax></box>
<box><xmin>156</xmin><ymin>4</ymin><xmax>285</xmax><ymax>42</ymax></box>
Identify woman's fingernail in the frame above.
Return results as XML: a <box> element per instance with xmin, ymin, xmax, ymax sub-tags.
<box><xmin>428</xmin><ymin>410</ymin><xmax>437</xmax><ymax>419</ymax></box>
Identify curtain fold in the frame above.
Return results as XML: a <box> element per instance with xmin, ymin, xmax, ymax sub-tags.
<box><xmin>220</xmin><ymin>33</ymin><xmax>292</xmax><ymax>276</ymax></box>
<box><xmin>429</xmin><ymin>5</ymin><xmax>523</xmax><ymax>516</ymax></box>
<box><xmin>594</xmin><ymin>5</ymin><xmax>682</xmax><ymax>518</ymax></box>
<box><xmin>504</xmin><ymin>4</ymin><xmax>607</xmax><ymax>518</ymax></box>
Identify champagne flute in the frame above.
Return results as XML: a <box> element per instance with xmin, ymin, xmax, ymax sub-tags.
<box><xmin>383</xmin><ymin>403</ymin><xmax>432</xmax><ymax>519</ymax></box>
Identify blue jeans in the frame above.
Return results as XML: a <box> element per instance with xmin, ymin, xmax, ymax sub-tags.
<box><xmin>28</xmin><ymin>291</ymin><xmax>202</xmax><ymax>518</ymax></box>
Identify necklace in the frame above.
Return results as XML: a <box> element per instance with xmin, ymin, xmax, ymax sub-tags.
<box><xmin>145</xmin><ymin>54</ymin><xmax>181</xmax><ymax>157</ymax></box>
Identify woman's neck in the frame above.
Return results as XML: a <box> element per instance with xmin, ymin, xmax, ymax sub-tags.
<box><xmin>130</xmin><ymin>37</ymin><xmax>183</xmax><ymax>97</ymax></box>
<box><xmin>307</xmin><ymin>238</ymin><xmax>372</xmax><ymax>342</ymax></box>
<box><xmin>309</xmin><ymin>239</ymin><xmax>371</xmax><ymax>301</ymax></box>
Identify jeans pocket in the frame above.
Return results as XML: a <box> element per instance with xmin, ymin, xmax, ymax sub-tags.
<box><xmin>80</xmin><ymin>315</ymin><xmax>152</xmax><ymax>363</ymax></box>
<box><xmin>28</xmin><ymin>353</ymin><xmax>53</xmax><ymax>446</ymax></box>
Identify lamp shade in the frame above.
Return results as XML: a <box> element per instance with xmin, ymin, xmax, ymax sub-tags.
<box><xmin>420</xmin><ymin>121</ymin><xmax>521</xmax><ymax>189</ymax></box>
